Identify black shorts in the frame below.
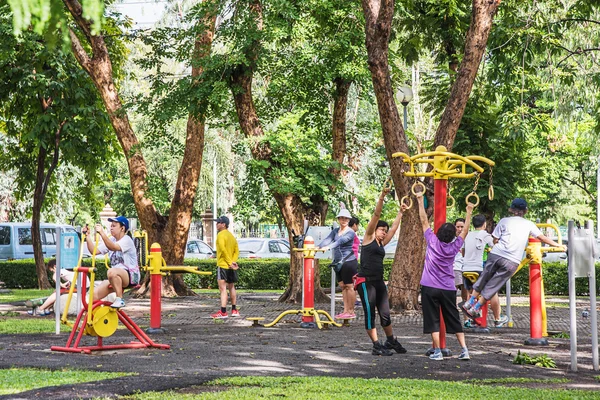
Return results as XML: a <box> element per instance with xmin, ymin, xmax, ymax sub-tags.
<box><xmin>421</xmin><ymin>285</ymin><xmax>463</xmax><ymax>334</ymax></box>
<box><xmin>217</xmin><ymin>267</ymin><xmax>238</xmax><ymax>283</ymax></box>
<box><xmin>336</xmin><ymin>259</ymin><xmax>358</xmax><ymax>285</ymax></box>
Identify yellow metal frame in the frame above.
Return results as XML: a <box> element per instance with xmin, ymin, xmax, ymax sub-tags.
<box><xmin>261</xmin><ymin>244</ymin><xmax>342</xmax><ymax>329</ymax></box>
<box><xmin>392</xmin><ymin>145</ymin><xmax>495</xmax><ymax>180</ymax></box>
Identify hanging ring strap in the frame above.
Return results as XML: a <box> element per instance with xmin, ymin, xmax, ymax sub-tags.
<box><xmin>488</xmin><ymin>185</ymin><xmax>495</xmax><ymax>201</ymax></box>
<box><xmin>400</xmin><ymin>195</ymin><xmax>413</xmax><ymax>209</ymax></box>
<box><xmin>411</xmin><ymin>181</ymin><xmax>426</xmax><ymax>196</ymax></box>
<box><xmin>466</xmin><ymin>192</ymin><xmax>480</xmax><ymax>207</ymax></box>
<box><xmin>384</xmin><ymin>177</ymin><xmax>394</xmax><ymax>190</ymax></box>
<box><xmin>446</xmin><ymin>194</ymin><xmax>455</xmax><ymax>208</ymax></box>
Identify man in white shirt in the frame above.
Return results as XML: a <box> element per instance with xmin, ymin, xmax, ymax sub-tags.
<box><xmin>462</xmin><ymin>215</ymin><xmax>506</xmax><ymax>327</ymax></box>
<box><xmin>462</xmin><ymin>198</ymin><xmax>565</xmax><ymax>319</ymax></box>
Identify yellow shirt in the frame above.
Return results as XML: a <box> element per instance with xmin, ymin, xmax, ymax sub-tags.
<box><xmin>216</xmin><ymin>229</ymin><xmax>239</xmax><ymax>268</ymax></box>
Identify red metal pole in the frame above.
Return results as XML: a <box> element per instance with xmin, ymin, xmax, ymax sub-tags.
<box><xmin>147</xmin><ymin>246</ymin><xmax>165</xmax><ymax>333</ymax></box>
<box><xmin>433</xmin><ymin>178</ymin><xmax>449</xmax><ymax>352</ymax></box>
<box><xmin>150</xmin><ymin>273</ymin><xmax>162</xmax><ymax>329</ymax></box>
<box><xmin>302</xmin><ymin>255</ymin><xmax>315</xmax><ymax>323</ymax></box>
<box><xmin>525</xmin><ymin>238</ymin><xmax>547</xmax><ymax>345</ymax></box>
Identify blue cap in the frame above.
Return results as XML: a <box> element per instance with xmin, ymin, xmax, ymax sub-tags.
<box><xmin>108</xmin><ymin>216</ymin><xmax>130</xmax><ymax>231</ymax></box>
<box><xmin>510</xmin><ymin>198</ymin><xmax>528</xmax><ymax>211</ymax></box>
<box><xmin>215</xmin><ymin>216</ymin><xmax>230</xmax><ymax>227</ymax></box>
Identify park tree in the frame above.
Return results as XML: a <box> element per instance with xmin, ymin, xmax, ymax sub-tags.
<box><xmin>55</xmin><ymin>0</ymin><xmax>220</xmax><ymax>295</ymax></box>
<box><xmin>214</xmin><ymin>0</ymin><xmax>374</xmax><ymax>302</ymax></box>
<box><xmin>362</xmin><ymin>0</ymin><xmax>502</xmax><ymax>310</ymax></box>
<box><xmin>0</xmin><ymin>4</ymin><xmax>116</xmax><ymax>288</ymax></box>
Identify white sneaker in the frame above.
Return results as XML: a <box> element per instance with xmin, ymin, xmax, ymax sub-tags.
<box><xmin>110</xmin><ymin>297</ymin><xmax>125</xmax><ymax>309</ymax></box>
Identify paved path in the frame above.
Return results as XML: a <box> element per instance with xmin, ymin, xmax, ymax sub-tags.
<box><xmin>0</xmin><ymin>293</ymin><xmax>599</xmax><ymax>399</ymax></box>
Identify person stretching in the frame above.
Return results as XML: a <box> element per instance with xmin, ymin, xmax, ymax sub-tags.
<box><xmin>355</xmin><ymin>185</ymin><xmax>407</xmax><ymax>356</ymax></box>
<box><xmin>461</xmin><ymin>198</ymin><xmax>565</xmax><ymax>320</ymax></box>
<box><xmin>416</xmin><ymin>189</ymin><xmax>473</xmax><ymax>361</ymax></box>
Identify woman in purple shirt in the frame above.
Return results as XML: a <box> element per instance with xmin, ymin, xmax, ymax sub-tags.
<box><xmin>416</xmin><ymin>190</ymin><xmax>473</xmax><ymax>361</ymax></box>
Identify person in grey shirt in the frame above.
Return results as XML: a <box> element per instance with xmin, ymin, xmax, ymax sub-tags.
<box><xmin>319</xmin><ymin>208</ymin><xmax>357</xmax><ymax>319</ymax></box>
<box><xmin>462</xmin><ymin>198</ymin><xmax>565</xmax><ymax>319</ymax></box>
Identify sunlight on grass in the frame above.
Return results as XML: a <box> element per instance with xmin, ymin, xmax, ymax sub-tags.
<box><xmin>0</xmin><ymin>317</ymin><xmax>71</xmax><ymax>334</ymax></box>
<box><xmin>121</xmin><ymin>376</ymin><xmax>598</xmax><ymax>400</ymax></box>
<box><xmin>0</xmin><ymin>289</ymin><xmax>54</xmax><ymax>303</ymax></box>
<box><xmin>0</xmin><ymin>368</ymin><xmax>134</xmax><ymax>395</ymax></box>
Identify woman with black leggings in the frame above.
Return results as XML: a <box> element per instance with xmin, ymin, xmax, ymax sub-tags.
<box><xmin>356</xmin><ymin>185</ymin><xmax>407</xmax><ymax>356</ymax></box>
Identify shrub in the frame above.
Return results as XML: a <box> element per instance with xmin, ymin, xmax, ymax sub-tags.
<box><xmin>1</xmin><ymin>258</ymin><xmax>598</xmax><ymax>294</ymax></box>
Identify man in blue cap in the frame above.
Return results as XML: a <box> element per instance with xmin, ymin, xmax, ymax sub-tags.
<box><xmin>82</xmin><ymin>216</ymin><xmax>139</xmax><ymax>309</ymax></box>
<box><xmin>462</xmin><ymin>198</ymin><xmax>565</xmax><ymax>319</ymax></box>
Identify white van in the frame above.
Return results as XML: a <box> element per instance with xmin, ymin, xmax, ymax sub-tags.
<box><xmin>0</xmin><ymin>223</ymin><xmax>78</xmax><ymax>260</ymax></box>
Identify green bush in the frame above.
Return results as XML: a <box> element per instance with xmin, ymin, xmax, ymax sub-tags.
<box><xmin>1</xmin><ymin>258</ymin><xmax>598</xmax><ymax>295</ymax></box>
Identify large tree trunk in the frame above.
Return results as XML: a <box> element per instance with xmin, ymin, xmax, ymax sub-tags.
<box><xmin>227</xmin><ymin>0</ymin><xmax>333</xmax><ymax>303</ymax></box>
<box><xmin>361</xmin><ymin>0</ymin><xmax>501</xmax><ymax>310</ymax></box>
<box><xmin>63</xmin><ymin>0</ymin><xmax>217</xmax><ymax>296</ymax></box>
<box><xmin>32</xmin><ymin>113</ymin><xmax>64</xmax><ymax>289</ymax></box>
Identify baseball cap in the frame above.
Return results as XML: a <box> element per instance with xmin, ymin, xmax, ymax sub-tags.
<box><xmin>108</xmin><ymin>216</ymin><xmax>130</xmax><ymax>231</ymax></box>
<box><xmin>510</xmin><ymin>198</ymin><xmax>528</xmax><ymax>211</ymax></box>
<box><xmin>215</xmin><ymin>216</ymin><xmax>230</xmax><ymax>226</ymax></box>
<box><xmin>336</xmin><ymin>209</ymin><xmax>352</xmax><ymax>219</ymax></box>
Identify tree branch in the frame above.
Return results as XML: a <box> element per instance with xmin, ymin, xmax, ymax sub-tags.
<box><xmin>41</xmin><ymin>120</ymin><xmax>66</xmax><ymax>200</ymax></box>
<box><xmin>561</xmin><ymin>175</ymin><xmax>596</xmax><ymax>201</ymax></box>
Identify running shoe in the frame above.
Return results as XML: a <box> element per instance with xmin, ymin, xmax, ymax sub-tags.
<box><xmin>463</xmin><ymin>319</ymin><xmax>473</xmax><ymax>328</ymax></box>
<box><xmin>210</xmin><ymin>310</ymin><xmax>228</xmax><ymax>319</ymax></box>
<box><xmin>458</xmin><ymin>349</ymin><xmax>471</xmax><ymax>360</ymax></box>
<box><xmin>429</xmin><ymin>350</ymin><xmax>443</xmax><ymax>361</ymax></box>
<box><xmin>372</xmin><ymin>341</ymin><xmax>393</xmax><ymax>356</ymax></box>
<box><xmin>494</xmin><ymin>314</ymin><xmax>509</xmax><ymax>328</ymax></box>
<box><xmin>231</xmin><ymin>309</ymin><xmax>240</xmax><ymax>318</ymax></box>
<box><xmin>384</xmin><ymin>337</ymin><xmax>407</xmax><ymax>354</ymax></box>
<box><xmin>110</xmin><ymin>298</ymin><xmax>125</xmax><ymax>309</ymax></box>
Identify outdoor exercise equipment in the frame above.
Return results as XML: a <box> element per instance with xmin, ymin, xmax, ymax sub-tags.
<box><xmin>51</xmin><ymin>229</ymin><xmax>211</xmax><ymax>353</ymax></box>
<box><xmin>567</xmin><ymin>220</ymin><xmax>598</xmax><ymax>371</ymax></box>
<box><xmin>462</xmin><ymin>271</ymin><xmax>490</xmax><ymax>333</ymax></box>
<box><xmin>393</xmin><ymin>145</ymin><xmax>495</xmax><ymax>356</ymax></box>
<box><xmin>504</xmin><ymin>223</ymin><xmax>564</xmax><ymax>346</ymax></box>
<box><xmin>51</xmin><ymin>232</ymin><xmax>171</xmax><ymax>354</ymax></box>
<box><xmin>261</xmin><ymin>236</ymin><xmax>342</xmax><ymax>329</ymax></box>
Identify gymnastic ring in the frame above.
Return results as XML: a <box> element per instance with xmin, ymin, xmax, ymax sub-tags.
<box><xmin>466</xmin><ymin>192</ymin><xmax>480</xmax><ymax>207</ymax></box>
<box><xmin>384</xmin><ymin>177</ymin><xmax>394</xmax><ymax>190</ymax></box>
<box><xmin>400</xmin><ymin>195</ymin><xmax>413</xmax><ymax>210</ymax></box>
<box><xmin>446</xmin><ymin>194</ymin><xmax>455</xmax><ymax>208</ymax></box>
<box><xmin>411</xmin><ymin>181</ymin><xmax>426</xmax><ymax>196</ymax></box>
<box><xmin>488</xmin><ymin>185</ymin><xmax>495</xmax><ymax>201</ymax></box>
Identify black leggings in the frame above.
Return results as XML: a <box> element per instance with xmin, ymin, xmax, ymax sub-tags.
<box><xmin>356</xmin><ymin>280</ymin><xmax>391</xmax><ymax>330</ymax></box>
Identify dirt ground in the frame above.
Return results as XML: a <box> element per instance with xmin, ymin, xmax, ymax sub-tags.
<box><xmin>0</xmin><ymin>292</ymin><xmax>599</xmax><ymax>399</ymax></box>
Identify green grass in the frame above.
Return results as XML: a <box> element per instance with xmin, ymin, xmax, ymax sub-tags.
<box><xmin>0</xmin><ymin>289</ymin><xmax>54</xmax><ymax>303</ymax></box>
<box><xmin>120</xmin><ymin>376</ymin><xmax>599</xmax><ymax>399</ymax></box>
<box><xmin>0</xmin><ymin>317</ymin><xmax>71</xmax><ymax>334</ymax></box>
<box><xmin>0</xmin><ymin>367</ymin><xmax>135</xmax><ymax>395</ymax></box>
<box><xmin>464</xmin><ymin>377</ymin><xmax>570</xmax><ymax>384</ymax></box>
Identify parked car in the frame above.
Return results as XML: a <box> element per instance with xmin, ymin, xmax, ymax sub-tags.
<box><xmin>0</xmin><ymin>222</ymin><xmax>78</xmax><ymax>260</ymax></box>
<box><xmin>185</xmin><ymin>239</ymin><xmax>215</xmax><ymax>259</ymax></box>
<box><xmin>384</xmin><ymin>239</ymin><xmax>398</xmax><ymax>259</ymax></box>
<box><xmin>237</xmin><ymin>238</ymin><xmax>290</xmax><ymax>259</ymax></box>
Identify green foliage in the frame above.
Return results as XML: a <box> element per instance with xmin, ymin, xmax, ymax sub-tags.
<box><xmin>0</xmin><ymin>4</ymin><xmax>119</xmax><ymax>217</ymax></box>
<box><xmin>0</xmin><ymin>368</ymin><xmax>133</xmax><ymax>395</ymax></box>
<box><xmin>513</xmin><ymin>350</ymin><xmax>557</xmax><ymax>369</ymax></box>
<box><xmin>508</xmin><ymin>262</ymin><xmax>600</xmax><ymax>296</ymax></box>
<box><xmin>6</xmin><ymin>0</ymin><xmax>103</xmax><ymax>44</ymax></box>
<box><xmin>551</xmin><ymin>331</ymin><xmax>570</xmax><ymax>339</ymax></box>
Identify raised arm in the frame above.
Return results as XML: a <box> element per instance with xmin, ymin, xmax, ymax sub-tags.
<box><xmin>363</xmin><ymin>186</ymin><xmax>391</xmax><ymax>244</ymax></box>
<box><xmin>459</xmin><ymin>203</ymin><xmax>474</xmax><ymax>241</ymax></box>
<box><xmin>416</xmin><ymin>192</ymin><xmax>429</xmax><ymax>233</ymax></box>
<box><xmin>383</xmin><ymin>203</ymin><xmax>407</xmax><ymax>246</ymax></box>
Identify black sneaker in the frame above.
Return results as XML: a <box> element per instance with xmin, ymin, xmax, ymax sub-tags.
<box><xmin>384</xmin><ymin>338</ymin><xmax>407</xmax><ymax>354</ymax></box>
<box><xmin>372</xmin><ymin>341</ymin><xmax>393</xmax><ymax>356</ymax></box>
